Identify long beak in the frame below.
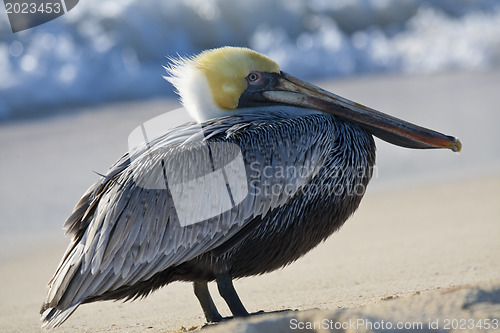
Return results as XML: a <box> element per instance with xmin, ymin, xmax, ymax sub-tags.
<box><xmin>262</xmin><ymin>72</ymin><xmax>462</xmax><ymax>152</ymax></box>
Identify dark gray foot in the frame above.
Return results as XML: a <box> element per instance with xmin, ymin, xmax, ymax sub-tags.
<box><xmin>193</xmin><ymin>281</ymin><xmax>223</xmax><ymax>322</ymax></box>
<box><xmin>216</xmin><ymin>272</ymin><xmax>249</xmax><ymax>317</ymax></box>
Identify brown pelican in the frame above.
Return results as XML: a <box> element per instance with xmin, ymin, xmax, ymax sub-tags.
<box><xmin>40</xmin><ymin>47</ymin><xmax>461</xmax><ymax>328</ymax></box>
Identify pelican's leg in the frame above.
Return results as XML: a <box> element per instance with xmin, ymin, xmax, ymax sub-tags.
<box><xmin>215</xmin><ymin>272</ymin><xmax>249</xmax><ymax>317</ymax></box>
<box><xmin>193</xmin><ymin>282</ymin><xmax>223</xmax><ymax>322</ymax></box>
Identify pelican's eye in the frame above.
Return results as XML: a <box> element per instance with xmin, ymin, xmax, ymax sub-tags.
<box><xmin>246</xmin><ymin>72</ymin><xmax>262</xmax><ymax>84</ymax></box>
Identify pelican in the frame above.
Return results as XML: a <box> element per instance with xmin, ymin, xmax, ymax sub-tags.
<box><xmin>41</xmin><ymin>46</ymin><xmax>461</xmax><ymax>328</ymax></box>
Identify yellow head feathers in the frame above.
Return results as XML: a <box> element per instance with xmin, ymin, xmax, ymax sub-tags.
<box><xmin>194</xmin><ymin>47</ymin><xmax>280</xmax><ymax>110</ymax></box>
<box><xmin>166</xmin><ymin>47</ymin><xmax>280</xmax><ymax>122</ymax></box>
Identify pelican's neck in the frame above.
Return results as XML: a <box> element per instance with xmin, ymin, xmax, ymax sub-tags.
<box><xmin>181</xmin><ymin>69</ymin><xmax>230</xmax><ymax>122</ymax></box>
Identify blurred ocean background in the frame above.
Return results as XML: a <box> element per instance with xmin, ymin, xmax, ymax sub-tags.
<box><xmin>1</xmin><ymin>0</ymin><xmax>500</xmax><ymax>120</ymax></box>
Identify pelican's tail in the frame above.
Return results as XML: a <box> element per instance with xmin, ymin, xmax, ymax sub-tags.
<box><xmin>40</xmin><ymin>302</ymin><xmax>80</xmax><ymax>329</ymax></box>
<box><xmin>40</xmin><ymin>239</ymin><xmax>86</xmax><ymax>329</ymax></box>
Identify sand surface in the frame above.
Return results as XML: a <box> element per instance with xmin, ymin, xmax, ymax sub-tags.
<box><xmin>0</xmin><ymin>70</ymin><xmax>499</xmax><ymax>332</ymax></box>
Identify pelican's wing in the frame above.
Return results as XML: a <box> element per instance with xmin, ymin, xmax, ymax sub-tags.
<box><xmin>41</xmin><ymin>112</ymin><xmax>334</xmax><ymax>328</ymax></box>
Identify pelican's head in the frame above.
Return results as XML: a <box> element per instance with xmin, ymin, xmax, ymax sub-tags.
<box><xmin>166</xmin><ymin>47</ymin><xmax>280</xmax><ymax>122</ymax></box>
<box><xmin>165</xmin><ymin>47</ymin><xmax>461</xmax><ymax>152</ymax></box>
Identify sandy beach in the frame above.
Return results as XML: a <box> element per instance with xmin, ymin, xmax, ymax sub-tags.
<box><xmin>0</xmin><ymin>70</ymin><xmax>499</xmax><ymax>332</ymax></box>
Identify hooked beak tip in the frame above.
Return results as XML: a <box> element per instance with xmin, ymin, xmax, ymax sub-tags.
<box><xmin>451</xmin><ymin>138</ymin><xmax>462</xmax><ymax>153</ymax></box>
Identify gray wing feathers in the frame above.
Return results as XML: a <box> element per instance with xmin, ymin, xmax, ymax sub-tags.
<box><xmin>41</xmin><ymin>113</ymin><xmax>333</xmax><ymax>327</ymax></box>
